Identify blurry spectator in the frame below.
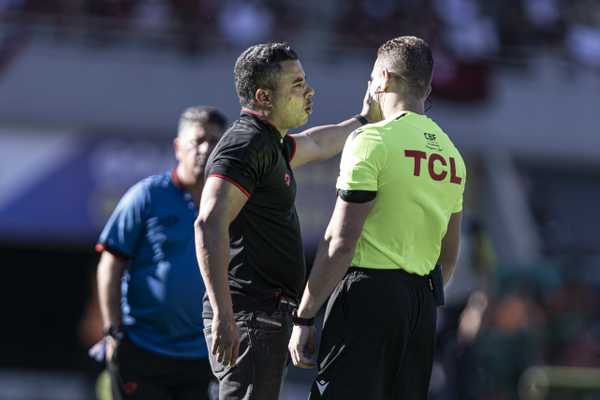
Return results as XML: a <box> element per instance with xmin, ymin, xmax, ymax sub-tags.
<box><xmin>431</xmin><ymin>0</ymin><xmax>496</xmax><ymax>102</ymax></box>
<box><xmin>86</xmin><ymin>0</ymin><xmax>135</xmax><ymax>20</ymax></box>
<box><xmin>565</xmin><ymin>0</ymin><xmax>600</xmax><ymax>70</ymax></box>
<box><xmin>218</xmin><ymin>0</ymin><xmax>274</xmax><ymax>47</ymax></box>
<box><xmin>523</xmin><ymin>0</ymin><xmax>564</xmax><ymax>45</ymax></box>
<box><xmin>131</xmin><ymin>0</ymin><xmax>169</xmax><ymax>31</ymax></box>
<box><xmin>169</xmin><ymin>0</ymin><xmax>220</xmax><ymax>54</ymax></box>
<box><xmin>334</xmin><ymin>0</ymin><xmax>434</xmax><ymax>50</ymax></box>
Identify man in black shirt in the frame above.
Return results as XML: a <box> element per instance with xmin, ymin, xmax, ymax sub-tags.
<box><xmin>194</xmin><ymin>42</ymin><xmax>380</xmax><ymax>399</ymax></box>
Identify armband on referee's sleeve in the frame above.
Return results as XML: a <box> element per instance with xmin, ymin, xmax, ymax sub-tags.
<box><xmin>337</xmin><ymin>189</ymin><xmax>377</xmax><ymax>203</ymax></box>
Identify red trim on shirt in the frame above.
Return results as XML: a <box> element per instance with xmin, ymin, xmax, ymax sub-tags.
<box><xmin>171</xmin><ymin>168</ymin><xmax>184</xmax><ymax>189</ymax></box>
<box><xmin>95</xmin><ymin>243</ymin><xmax>130</xmax><ymax>261</ymax></box>
<box><xmin>240</xmin><ymin>108</ymin><xmax>281</xmax><ymax>132</ymax></box>
<box><xmin>208</xmin><ymin>173</ymin><xmax>251</xmax><ymax>198</ymax></box>
<box><xmin>240</xmin><ymin>107</ymin><xmax>266</xmax><ymax>120</ymax></box>
<box><xmin>288</xmin><ymin>135</ymin><xmax>297</xmax><ymax>161</ymax></box>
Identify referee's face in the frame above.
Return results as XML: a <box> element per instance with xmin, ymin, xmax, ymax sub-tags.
<box><xmin>271</xmin><ymin>60</ymin><xmax>315</xmax><ymax>130</ymax></box>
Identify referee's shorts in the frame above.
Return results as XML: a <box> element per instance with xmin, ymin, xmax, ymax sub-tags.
<box><xmin>309</xmin><ymin>267</ymin><xmax>437</xmax><ymax>400</ymax></box>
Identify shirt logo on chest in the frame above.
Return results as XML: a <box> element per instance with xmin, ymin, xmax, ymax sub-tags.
<box><xmin>284</xmin><ymin>172</ymin><xmax>291</xmax><ymax>187</ymax></box>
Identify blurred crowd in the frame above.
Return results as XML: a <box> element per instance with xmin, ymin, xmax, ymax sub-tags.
<box><xmin>430</xmin><ymin>214</ymin><xmax>600</xmax><ymax>399</ymax></box>
<box><xmin>1</xmin><ymin>0</ymin><xmax>599</xmax><ymax>71</ymax></box>
<box><xmin>0</xmin><ymin>0</ymin><xmax>598</xmax><ymax>105</ymax></box>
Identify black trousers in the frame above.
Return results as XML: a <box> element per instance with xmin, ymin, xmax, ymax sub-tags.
<box><xmin>108</xmin><ymin>336</ymin><xmax>214</xmax><ymax>400</ymax></box>
<box><xmin>203</xmin><ymin>298</ymin><xmax>295</xmax><ymax>400</ymax></box>
<box><xmin>310</xmin><ymin>267</ymin><xmax>437</xmax><ymax>400</ymax></box>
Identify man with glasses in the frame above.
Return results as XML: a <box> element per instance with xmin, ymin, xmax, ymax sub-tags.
<box><xmin>96</xmin><ymin>106</ymin><xmax>227</xmax><ymax>400</ymax></box>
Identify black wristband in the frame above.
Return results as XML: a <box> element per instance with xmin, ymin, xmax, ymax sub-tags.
<box><xmin>292</xmin><ymin>310</ymin><xmax>315</xmax><ymax>326</ymax></box>
<box><xmin>104</xmin><ymin>325</ymin><xmax>124</xmax><ymax>340</ymax></box>
<box><xmin>354</xmin><ymin>114</ymin><xmax>369</xmax><ymax>125</ymax></box>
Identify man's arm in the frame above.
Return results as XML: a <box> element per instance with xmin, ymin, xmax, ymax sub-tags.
<box><xmin>289</xmin><ymin>197</ymin><xmax>374</xmax><ymax>367</ymax></box>
<box><xmin>194</xmin><ymin>176</ymin><xmax>247</xmax><ymax>367</ymax></box>
<box><xmin>289</xmin><ymin>82</ymin><xmax>381</xmax><ymax>168</ymax></box>
<box><xmin>96</xmin><ymin>251</ymin><xmax>127</xmax><ymax>359</ymax></box>
<box><xmin>289</xmin><ymin>118</ymin><xmax>364</xmax><ymax>168</ymax></box>
<box><xmin>97</xmin><ymin>252</ymin><xmax>127</xmax><ymax>331</ymax></box>
<box><xmin>438</xmin><ymin>211</ymin><xmax>462</xmax><ymax>285</ymax></box>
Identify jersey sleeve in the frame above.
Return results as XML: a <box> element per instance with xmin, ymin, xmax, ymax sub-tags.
<box><xmin>336</xmin><ymin>128</ymin><xmax>387</xmax><ymax>192</ymax></box>
<box><xmin>206</xmin><ymin>136</ymin><xmax>269</xmax><ymax>197</ymax></box>
<box><xmin>96</xmin><ymin>181</ymin><xmax>150</xmax><ymax>259</ymax></box>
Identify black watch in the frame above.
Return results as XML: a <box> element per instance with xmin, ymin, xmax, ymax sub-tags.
<box><xmin>104</xmin><ymin>325</ymin><xmax>124</xmax><ymax>341</ymax></box>
<box><xmin>354</xmin><ymin>114</ymin><xmax>369</xmax><ymax>126</ymax></box>
<box><xmin>292</xmin><ymin>310</ymin><xmax>315</xmax><ymax>326</ymax></box>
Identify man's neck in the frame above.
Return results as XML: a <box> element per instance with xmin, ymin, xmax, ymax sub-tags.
<box><xmin>174</xmin><ymin>165</ymin><xmax>204</xmax><ymax>204</ymax></box>
<box><xmin>241</xmin><ymin>107</ymin><xmax>287</xmax><ymax>138</ymax></box>
<box><xmin>380</xmin><ymin>93</ymin><xmax>424</xmax><ymax>119</ymax></box>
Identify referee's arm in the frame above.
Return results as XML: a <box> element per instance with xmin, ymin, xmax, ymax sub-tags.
<box><xmin>298</xmin><ymin>196</ymin><xmax>373</xmax><ymax>318</ymax></box>
<box><xmin>289</xmin><ymin>196</ymin><xmax>374</xmax><ymax>368</ymax></box>
<box><xmin>437</xmin><ymin>211</ymin><xmax>462</xmax><ymax>286</ymax></box>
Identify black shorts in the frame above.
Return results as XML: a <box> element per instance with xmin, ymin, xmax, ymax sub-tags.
<box><xmin>108</xmin><ymin>336</ymin><xmax>215</xmax><ymax>400</ymax></box>
<box><xmin>310</xmin><ymin>267</ymin><xmax>437</xmax><ymax>400</ymax></box>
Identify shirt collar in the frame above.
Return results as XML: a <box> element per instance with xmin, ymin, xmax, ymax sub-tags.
<box><xmin>171</xmin><ymin>168</ymin><xmax>184</xmax><ymax>190</ymax></box>
<box><xmin>240</xmin><ymin>108</ymin><xmax>284</xmax><ymax>143</ymax></box>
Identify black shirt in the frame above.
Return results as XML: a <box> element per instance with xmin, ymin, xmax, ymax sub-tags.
<box><xmin>204</xmin><ymin>112</ymin><xmax>305</xmax><ymax>310</ymax></box>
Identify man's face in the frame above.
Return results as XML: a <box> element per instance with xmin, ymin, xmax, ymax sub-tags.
<box><xmin>270</xmin><ymin>60</ymin><xmax>315</xmax><ymax>130</ymax></box>
<box><xmin>175</xmin><ymin>123</ymin><xmax>221</xmax><ymax>180</ymax></box>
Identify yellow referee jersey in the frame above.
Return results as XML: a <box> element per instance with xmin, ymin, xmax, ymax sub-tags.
<box><xmin>336</xmin><ymin>111</ymin><xmax>466</xmax><ymax>275</ymax></box>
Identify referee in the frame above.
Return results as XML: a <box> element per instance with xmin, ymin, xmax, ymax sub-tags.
<box><xmin>289</xmin><ymin>36</ymin><xmax>466</xmax><ymax>399</ymax></box>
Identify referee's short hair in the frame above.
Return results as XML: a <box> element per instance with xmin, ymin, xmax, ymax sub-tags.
<box><xmin>377</xmin><ymin>36</ymin><xmax>433</xmax><ymax>99</ymax></box>
<box><xmin>178</xmin><ymin>106</ymin><xmax>227</xmax><ymax>135</ymax></box>
<box><xmin>234</xmin><ymin>42</ymin><xmax>299</xmax><ymax>108</ymax></box>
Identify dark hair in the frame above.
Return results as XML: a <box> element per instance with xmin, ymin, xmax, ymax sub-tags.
<box><xmin>234</xmin><ymin>42</ymin><xmax>299</xmax><ymax>107</ymax></box>
<box><xmin>178</xmin><ymin>106</ymin><xmax>227</xmax><ymax>134</ymax></box>
<box><xmin>377</xmin><ymin>36</ymin><xmax>433</xmax><ymax>98</ymax></box>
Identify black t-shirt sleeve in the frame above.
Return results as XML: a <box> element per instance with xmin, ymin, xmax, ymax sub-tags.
<box><xmin>207</xmin><ymin>137</ymin><xmax>268</xmax><ymax>196</ymax></box>
<box><xmin>283</xmin><ymin>135</ymin><xmax>297</xmax><ymax>161</ymax></box>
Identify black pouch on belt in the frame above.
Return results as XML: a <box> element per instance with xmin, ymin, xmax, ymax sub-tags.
<box><xmin>429</xmin><ymin>264</ymin><xmax>445</xmax><ymax>306</ymax></box>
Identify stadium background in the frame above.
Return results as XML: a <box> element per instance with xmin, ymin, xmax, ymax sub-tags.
<box><xmin>0</xmin><ymin>0</ymin><xmax>599</xmax><ymax>398</ymax></box>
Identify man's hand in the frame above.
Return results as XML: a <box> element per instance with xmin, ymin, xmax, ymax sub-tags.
<box><xmin>360</xmin><ymin>81</ymin><xmax>382</xmax><ymax>123</ymax></box>
<box><xmin>288</xmin><ymin>325</ymin><xmax>317</xmax><ymax>368</ymax></box>
<box><xmin>211</xmin><ymin>314</ymin><xmax>241</xmax><ymax>367</ymax></box>
<box><xmin>105</xmin><ymin>336</ymin><xmax>117</xmax><ymax>362</ymax></box>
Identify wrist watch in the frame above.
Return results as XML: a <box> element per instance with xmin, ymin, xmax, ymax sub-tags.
<box><xmin>354</xmin><ymin>114</ymin><xmax>369</xmax><ymax>125</ymax></box>
<box><xmin>104</xmin><ymin>325</ymin><xmax>124</xmax><ymax>341</ymax></box>
<box><xmin>292</xmin><ymin>310</ymin><xmax>315</xmax><ymax>326</ymax></box>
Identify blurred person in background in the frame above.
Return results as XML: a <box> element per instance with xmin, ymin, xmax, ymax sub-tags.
<box><xmin>95</xmin><ymin>106</ymin><xmax>227</xmax><ymax>400</ymax></box>
<box><xmin>289</xmin><ymin>36</ymin><xmax>466</xmax><ymax>399</ymax></box>
<box><xmin>195</xmin><ymin>42</ymin><xmax>380</xmax><ymax>399</ymax></box>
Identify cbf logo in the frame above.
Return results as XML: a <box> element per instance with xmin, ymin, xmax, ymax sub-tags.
<box><xmin>284</xmin><ymin>173</ymin><xmax>291</xmax><ymax>186</ymax></box>
<box><xmin>424</xmin><ymin>132</ymin><xmax>442</xmax><ymax>151</ymax></box>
